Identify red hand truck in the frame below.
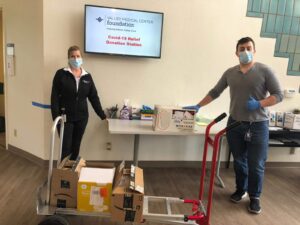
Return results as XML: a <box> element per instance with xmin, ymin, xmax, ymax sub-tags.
<box><xmin>142</xmin><ymin>113</ymin><xmax>240</xmax><ymax>225</ymax></box>
<box><xmin>181</xmin><ymin>113</ymin><xmax>240</xmax><ymax>225</ymax></box>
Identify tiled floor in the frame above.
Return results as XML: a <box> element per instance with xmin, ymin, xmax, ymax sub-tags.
<box><xmin>247</xmin><ymin>0</ymin><xmax>300</xmax><ymax>75</ymax></box>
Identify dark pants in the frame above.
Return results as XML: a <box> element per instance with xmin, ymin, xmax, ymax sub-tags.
<box><xmin>226</xmin><ymin>116</ymin><xmax>269</xmax><ymax>198</ymax></box>
<box><xmin>59</xmin><ymin>118</ymin><xmax>88</xmax><ymax>160</ymax></box>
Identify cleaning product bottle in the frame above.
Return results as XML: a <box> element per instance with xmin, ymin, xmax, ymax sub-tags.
<box><xmin>120</xmin><ymin>99</ymin><xmax>132</xmax><ymax>120</ymax></box>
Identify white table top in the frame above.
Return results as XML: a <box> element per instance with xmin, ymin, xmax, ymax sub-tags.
<box><xmin>107</xmin><ymin>119</ymin><xmax>227</xmax><ymax>136</ymax></box>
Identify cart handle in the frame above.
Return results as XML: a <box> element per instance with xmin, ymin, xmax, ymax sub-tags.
<box><xmin>46</xmin><ymin>115</ymin><xmax>66</xmax><ymax>205</ymax></box>
<box><xmin>213</xmin><ymin>112</ymin><xmax>227</xmax><ymax>123</ymax></box>
<box><xmin>225</xmin><ymin>121</ymin><xmax>241</xmax><ymax>131</ymax></box>
<box><xmin>205</xmin><ymin>112</ymin><xmax>227</xmax><ymax>138</ymax></box>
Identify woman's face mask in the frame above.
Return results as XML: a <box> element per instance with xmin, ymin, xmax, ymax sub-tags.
<box><xmin>69</xmin><ymin>58</ymin><xmax>83</xmax><ymax>69</ymax></box>
<box><xmin>239</xmin><ymin>51</ymin><xmax>253</xmax><ymax>64</ymax></box>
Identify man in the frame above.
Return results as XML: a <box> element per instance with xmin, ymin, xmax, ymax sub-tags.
<box><xmin>185</xmin><ymin>37</ymin><xmax>283</xmax><ymax>214</ymax></box>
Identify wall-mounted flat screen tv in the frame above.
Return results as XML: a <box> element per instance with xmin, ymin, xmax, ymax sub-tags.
<box><xmin>84</xmin><ymin>5</ymin><xmax>164</xmax><ymax>58</ymax></box>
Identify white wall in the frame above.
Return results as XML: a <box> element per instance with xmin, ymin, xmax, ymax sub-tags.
<box><xmin>2</xmin><ymin>0</ymin><xmax>300</xmax><ymax>162</ymax></box>
<box><xmin>1</xmin><ymin>0</ymin><xmax>45</xmax><ymax>158</ymax></box>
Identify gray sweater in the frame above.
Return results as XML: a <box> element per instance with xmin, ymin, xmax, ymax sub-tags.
<box><xmin>208</xmin><ymin>62</ymin><xmax>283</xmax><ymax>122</ymax></box>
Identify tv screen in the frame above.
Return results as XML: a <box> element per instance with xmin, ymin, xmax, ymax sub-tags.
<box><xmin>84</xmin><ymin>5</ymin><xmax>164</xmax><ymax>58</ymax></box>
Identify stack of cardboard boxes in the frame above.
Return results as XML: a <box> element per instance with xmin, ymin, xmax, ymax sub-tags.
<box><xmin>50</xmin><ymin>159</ymin><xmax>144</xmax><ymax>222</ymax></box>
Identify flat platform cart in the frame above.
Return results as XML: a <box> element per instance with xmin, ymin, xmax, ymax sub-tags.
<box><xmin>37</xmin><ymin>113</ymin><xmax>240</xmax><ymax>225</ymax></box>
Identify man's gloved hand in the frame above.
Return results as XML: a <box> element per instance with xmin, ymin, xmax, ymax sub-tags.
<box><xmin>247</xmin><ymin>97</ymin><xmax>261</xmax><ymax>111</ymax></box>
<box><xmin>183</xmin><ymin>104</ymin><xmax>201</xmax><ymax>113</ymax></box>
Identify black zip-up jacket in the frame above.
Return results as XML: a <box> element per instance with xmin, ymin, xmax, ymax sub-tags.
<box><xmin>51</xmin><ymin>68</ymin><xmax>106</xmax><ymax>121</ymax></box>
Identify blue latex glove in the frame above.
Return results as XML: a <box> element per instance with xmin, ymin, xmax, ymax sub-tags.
<box><xmin>247</xmin><ymin>97</ymin><xmax>261</xmax><ymax>111</ymax></box>
<box><xmin>183</xmin><ymin>104</ymin><xmax>201</xmax><ymax>113</ymax></box>
<box><xmin>142</xmin><ymin>105</ymin><xmax>152</xmax><ymax>110</ymax></box>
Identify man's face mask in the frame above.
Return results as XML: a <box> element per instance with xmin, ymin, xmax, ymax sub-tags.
<box><xmin>239</xmin><ymin>51</ymin><xmax>253</xmax><ymax>64</ymax></box>
<box><xmin>69</xmin><ymin>58</ymin><xmax>83</xmax><ymax>68</ymax></box>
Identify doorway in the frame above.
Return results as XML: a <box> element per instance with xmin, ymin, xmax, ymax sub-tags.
<box><xmin>0</xmin><ymin>9</ymin><xmax>6</xmax><ymax>149</ymax></box>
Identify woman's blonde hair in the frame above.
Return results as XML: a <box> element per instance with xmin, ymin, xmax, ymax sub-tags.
<box><xmin>67</xmin><ymin>45</ymin><xmax>81</xmax><ymax>58</ymax></box>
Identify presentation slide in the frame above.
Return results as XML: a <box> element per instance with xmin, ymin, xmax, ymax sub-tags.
<box><xmin>85</xmin><ymin>6</ymin><xmax>163</xmax><ymax>58</ymax></box>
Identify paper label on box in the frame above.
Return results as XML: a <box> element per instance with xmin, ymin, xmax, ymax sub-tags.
<box><xmin>172</xmin><ymin>110</ymin><xmax>195</xmax><ymax>129</ymax></box>
<box><xmin>153</xmin><ymin>106</ymin><xmax>195</xmax><ymax>131</ymax></box>
<box><xmin>130</xmin><ymin>181</ymin><xmax>135</xmax><ymax>190</ymax></box>
<box><xmin>89</xmin><ymin>186</ymin><xmax>103</xmax><ymax>206</ymax></box>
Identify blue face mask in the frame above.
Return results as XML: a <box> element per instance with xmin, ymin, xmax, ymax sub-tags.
<box><xmin>69</xmin><ymin>58</ymin><xmax>83</xmax><ymax>68</ymax></box>
<box><xmin>239</xmin><ymin>51</ymin><xmax>253</xmax><ymax>64</ymax></box>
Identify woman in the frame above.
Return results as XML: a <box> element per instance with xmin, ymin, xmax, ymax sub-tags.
<box><xmin>51</xmin><ymin>45</ymin><xmax>106</xmax><ymax>160</ymax></box>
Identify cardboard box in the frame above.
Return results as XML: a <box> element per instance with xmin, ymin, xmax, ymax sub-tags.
<box><xmin>111</xmin><ymin>162</ymin><xmax>144</xmax><ymax>222</ymax></box>
<box><xmin>284</xmin><ymin>113</ymin><xmax>300</xmax><ymax>130</ymax></box>
<box><xmin>50</xmin><ymin>157</ymin><xmax>86</xmax><ymax>208</ymax></box>
<box><xmin>77</xmin><ymin>167</ymin><xmax>115</xmax><ymax>212</ymax></box>
<box><xmin>153</xmin><ymin>105</ymin><xmax>196</xmax><ymax>131</ymax></box>
<box><xmin>50</xmin><ymin>158</ymin><xmax>114</xmax><ymax>209</ymax></box>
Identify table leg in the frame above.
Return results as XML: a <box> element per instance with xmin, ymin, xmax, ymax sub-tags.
<box><xmin>133</xmin><ymin>134</ymin><xmax>140</xmax><ymax>166</ymax></box>
<box><xmin>216</xmin><ymin>135</ymin><xmax>225</xmax><ymax>188</ymax></box>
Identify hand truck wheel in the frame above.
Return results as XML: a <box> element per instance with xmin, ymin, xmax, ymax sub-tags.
<box><xmin>184</xmin><ymin>215</ymin><xmax>189</xmax><ymax>222</ymax></box>
<box><xmin>38</xmin><ymin>215</ymin><xmax>69</xmax><ymax>225</ymax></box>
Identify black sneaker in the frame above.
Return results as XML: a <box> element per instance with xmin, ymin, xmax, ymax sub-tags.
<box><xmin>230</xmin><ymin>190</ymin><xmax>247</xmax><ymax>203</ymax></box>
<box><xmin>248</xmin><ymin>198</ymin><xmax>261</xmax><ymax>214</ymax></box>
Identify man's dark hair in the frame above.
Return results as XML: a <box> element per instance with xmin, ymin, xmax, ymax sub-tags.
<box><xmin>67</xmin><ymin>45</ymin><xmax>81</xmax><ymax>58</ymax></box>
<box><xmin>236</xmin><ymin>37</ymin><xmax>255</xmax><ymax>52</ymax></box>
